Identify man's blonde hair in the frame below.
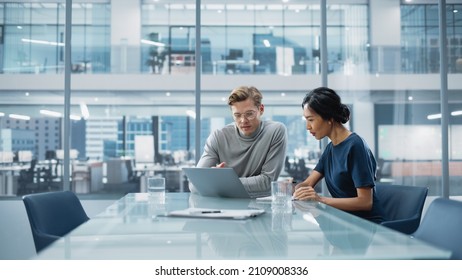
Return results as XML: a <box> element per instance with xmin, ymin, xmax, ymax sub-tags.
<box><xmin>228</xmin><ymin>86</ymin><xmax>263</xmax><ymax>107</ymax></box>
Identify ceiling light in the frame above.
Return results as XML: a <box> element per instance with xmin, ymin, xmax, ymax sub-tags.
<box><xmin>268</xmin><ymin>5</ymin><xmax>284</xmax><ymax>10</ymax></box>
<box><xmin>21</xmin><ymin>38</ymin><xmax>64</xmax><ymax>46</ymax></box>
<box><xmin>70</xmin><ymin>115</ymin><xmax>82</xmax><ymax>121</ymax></box>
<box><xmin>140</xmin><ymin>39</ymin><xmax>166</xmax><ymax>47</ymax></box>
<box><xmin>9</xmin><ymin>114</ymin><xmax>30</xmax><ymax>120</ymax></box>
<box><xmin>426</xmin><ymin>111</ymin><xmax>462</xmax><ymax>119</ymax></box>
<box><xmin>206</xmin><ymin>4</ymin><xmax>224</xmax><ymax>10</ymax></box>
<box><xmin>427</xmin><ymin>113</ymin><xmax>441</xmax><ymax>120</ymax></box>
<box><xmin>40</xmin><ymin>110</ymin><xmax>62</xmax><ymax>118</ymax></box>
<box><xmin>169</xmin><ymin>4</ymin><xmax>184</xmax><ymax>10</ymax></box>
<box><xmin>226</xmin><ymin>5</ymin><xmax>245</xmax><ymax>10</ymax></box>
<box><xmin>287</xmin><ymin>5</ymin><xmax>307</xmax><ymax>11</ymax></box>
<box><xmin>246</xmin><ymin>5</ymin><xmax>265</xmax><ymax>11</ymax></box>
<box><xmin>80</xmin><ymin>102</ymin><xmax>90</xmax><ymax>120</ymax></box>
<box><xmin>186</xmin><ymin>110</ymin><xmax>196</xmax><ymax>119</ymax></box>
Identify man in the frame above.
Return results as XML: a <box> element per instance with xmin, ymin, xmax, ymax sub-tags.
<box><xmin>193</xmin><ymin>86</ymin><xmax>288</xmax><ymax>198</ymax></box>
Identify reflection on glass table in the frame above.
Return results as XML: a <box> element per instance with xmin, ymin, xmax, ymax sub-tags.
<box><xmin>293</xmin><ymin>200</ymin><xmax>376</xmax><ymax>257</ymax></box>
<box><xmin>34</xmin><ymin>193</ymin><xmax>451</xmax><ymax>260</ymax></box>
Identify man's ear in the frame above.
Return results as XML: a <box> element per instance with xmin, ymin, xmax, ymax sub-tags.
<box><xmin>259</xmin><ymin>104</ymin><xmax>265</xmax><ymax>114</ymax></box>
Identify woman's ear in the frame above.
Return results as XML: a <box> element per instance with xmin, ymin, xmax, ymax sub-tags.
<box><xmin>328</xmin><ymin>117</ymin><xmax>334</xmax><ymax>125</ymax></box>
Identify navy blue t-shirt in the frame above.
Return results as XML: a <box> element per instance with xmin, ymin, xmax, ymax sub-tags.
<box><xmin>314</xmin><ymin>133</ymin><xmax>383</xmax><ymax>223</ymax></box>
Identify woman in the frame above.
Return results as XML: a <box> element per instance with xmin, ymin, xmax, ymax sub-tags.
<box><xmin>293</xmin><ymin>87</ymin><xmax>383</xmax><ymax>223</ymax></box>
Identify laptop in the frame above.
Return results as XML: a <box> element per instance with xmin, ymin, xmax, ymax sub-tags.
<box><xmin>182</xmin><ymin>167</ymin><xmax>250</xmax><ymax>198</ymax></box>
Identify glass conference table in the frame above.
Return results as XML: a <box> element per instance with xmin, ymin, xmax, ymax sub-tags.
<box><xmin>35</xmin><ymin>192</ymin><xmax>450</xmax><ymax>260</ymax></box>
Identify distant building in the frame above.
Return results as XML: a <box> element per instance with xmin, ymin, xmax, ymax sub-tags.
<box><xmin>0</xmin><ymin>117</ymin><xmax>60</xmax><ymax>161</ymax></box>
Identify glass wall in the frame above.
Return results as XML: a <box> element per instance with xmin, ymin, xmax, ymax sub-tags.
<box><xmin>140</xmin><ymin>2</ymin><xmax>369</xmax><ymax>76</ymax></box>
<box><xmin>401</xmin><ymin>3</ymin><xmax>462</xmax><ymax>74</ymax></box>
<box><xmin>1</xmin><ymin>0</ymin><xmax>461</xmax><ymax>200</ymax></box>
<box><xmin>2</xmin><ymin>2</ymin><xmax>110</xmax><ymax>74</ymax></box>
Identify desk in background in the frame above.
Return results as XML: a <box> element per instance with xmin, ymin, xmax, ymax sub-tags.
<box><xmin>0</xmin><ymin>164</ymin><xmax>29</xmax><ymax>196</ymax></box>
<box><xmin>135</xmin><ymin>164</ymin><xmax>191</xmax><ymax>193</ymax></box>
<box><xmin>72</xmin><ymin>161</ymin><xmax>103</xmax><ymax>193</ymax></box>
<box><xmin>35</xmin><ymin>193</ymin><xmax>450</xmax><ymax>260</ymax></box>
<box><xmin>212</xmin><ymin>59</ymin><xmax>258</xmax><ymax>74</ymax></box>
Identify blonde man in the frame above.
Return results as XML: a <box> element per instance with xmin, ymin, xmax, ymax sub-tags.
<box><xmin>194</xmin><ymin>86</ymin><xmax>288</xmax><ymax>198</ymax></box>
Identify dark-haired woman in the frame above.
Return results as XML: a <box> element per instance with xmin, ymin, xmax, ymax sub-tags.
<box><xmin>293</xmin><ymin>87</ymin><xmax>383</xmax><ymax>223</ymax></box>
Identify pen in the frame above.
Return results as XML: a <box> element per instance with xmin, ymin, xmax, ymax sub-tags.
<box><xmin>190</xmin><ymin>210</ymin><xmax>222</xmax><ymax>214</ymax></box>
<box><xmin>200</xmin><ymin>210</ymin><xmax>222</xmax><ymax>214</ymax></box>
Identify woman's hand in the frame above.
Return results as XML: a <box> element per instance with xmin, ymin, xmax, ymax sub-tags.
<box><xmin>293</xmin><ymin>185</ymin><xmax>321</xmax><ymax>201</ymax></box>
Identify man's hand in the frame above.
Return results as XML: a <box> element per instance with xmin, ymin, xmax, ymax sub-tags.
<box><xmin>214</xmin><ymin>162</ymin><xmax>226</xmax><ymax>168</ymax></box>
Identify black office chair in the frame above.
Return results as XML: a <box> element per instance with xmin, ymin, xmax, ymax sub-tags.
<box><xmin>17</xmin><ymin>159</ymin><xmax>38</xmax><ymax>195</ymax></box>
<box><xmin>412</xmin><ymin>198</ymin><xmax>462</xmax><ymax>260</ymax></box>
<box><xmin>22</xmin><ymin>191</ymin><xmax>90</xmax><ymax>253</ymax></box>
<box><xmin>375</xmin><ymin>184</ymin><xmax>428</xmax><ymax>234</ymax></box>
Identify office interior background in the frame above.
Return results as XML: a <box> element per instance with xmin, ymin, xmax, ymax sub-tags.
<box><xmin>0</xmin><ymin>0</ymin><xmax>462</xmax><ymax>258</ymax></box>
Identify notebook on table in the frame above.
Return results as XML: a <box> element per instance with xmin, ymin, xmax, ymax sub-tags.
<box><xmin>182</xmin><ymin>167</ymin><xmax>250</xmax><ymax>198</ymax></box>
<box><xmin>168</xmin><ymin>207</ymin><xmax>265</xmax><ymax>220</ymax></box>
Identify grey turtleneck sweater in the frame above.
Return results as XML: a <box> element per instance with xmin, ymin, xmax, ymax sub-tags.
<box><xmin>195</xmin><ymin>120</ymin><xmax>287</xmax><ymax>198</ymax></box>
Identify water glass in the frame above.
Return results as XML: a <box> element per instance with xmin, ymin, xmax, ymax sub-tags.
<box><xmin>271</xmin><ymin>180</ymin><xmax>292</xmax><ymax>211</ymax></box>
<box><xmin>147</xmin><ymin>177</ymin><xmax>165</xmax><ymax>204</ymax></box>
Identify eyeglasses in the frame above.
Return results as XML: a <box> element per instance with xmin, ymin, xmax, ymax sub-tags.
<box><xmin>233</xmin><ymin>110</ymin><xmax>258</xmax><ymax>121</ymax></box>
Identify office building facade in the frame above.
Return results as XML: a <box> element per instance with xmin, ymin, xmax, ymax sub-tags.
<box><xmin>0</xmin><ymin>0</ymin><xmax>461</xmax><ymax>197</ymax></box>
